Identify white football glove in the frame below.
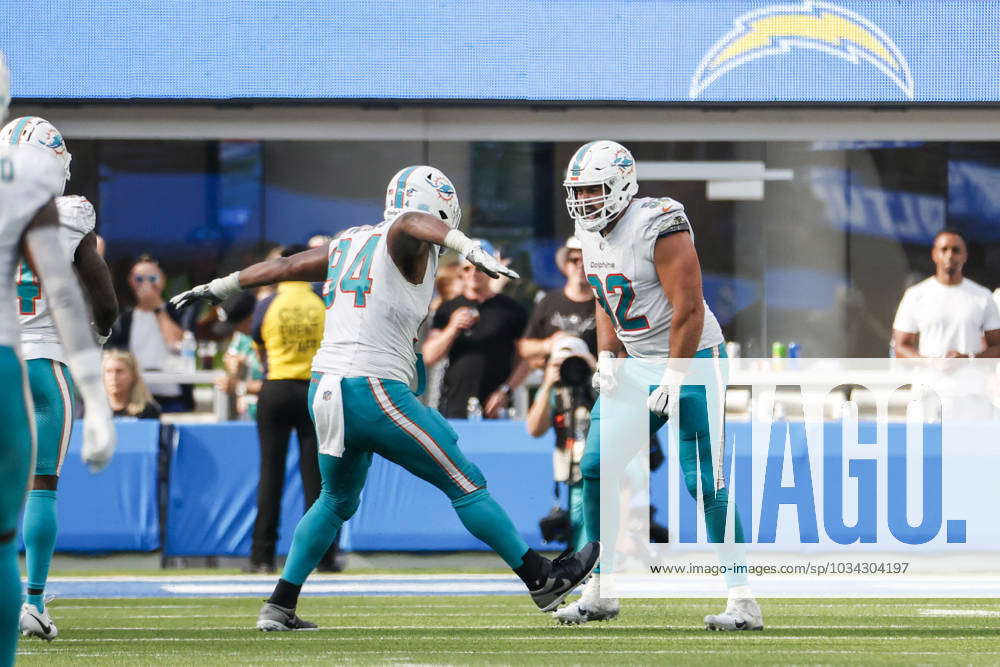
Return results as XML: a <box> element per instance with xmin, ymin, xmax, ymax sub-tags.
<box><xmin>170</xmin><ymin>271</ymin><xmax>242</xmax><ymax>310</ymax></box>
<box><xmin>82</xmin><ymin>403</ymin><xmax>117</xmax><ymax>473</ymax></box>
<box><xmin>442</xmin><ymin>229</ymin><xmax>519</xmax><ymax>281</ymax></box>
<box><xmin>646</xmin><ymin>368</ymin><xmax>685</xmax><ymax>418</ymax></box>
<box><xmin>592</xmin><ymin>351</ymin><xmax>618</xmax><ymax>395</ymax></box>
<box><xmin>465</xmin><ymin>244</ymin><xmax>519</xmax><ymax>280</ymax></box>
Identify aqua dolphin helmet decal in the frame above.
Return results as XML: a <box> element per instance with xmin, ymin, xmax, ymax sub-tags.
<box><xmin>0</xmin><ymin>116</ymin><xmax>73</xmax><ymax>182</ymax></box>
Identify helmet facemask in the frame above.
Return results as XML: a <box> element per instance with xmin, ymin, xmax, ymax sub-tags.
<box><xmin>565</xmin><ymin>174</ymin><xmax>630</xmax><ymax>233</ymax></box>
<box><xmin>563</xmin><ymin>140</ymin><xmax>638</xmax><ymax>233</ymax></box>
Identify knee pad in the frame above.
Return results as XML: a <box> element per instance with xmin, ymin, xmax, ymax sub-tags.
<box><xmin>680</xmin><ymin>438</ymin><xmax>718</xmax><ymax>502</ymax></box>
<box><xmin>320</xmin><ymin>489</ymin><xmax>361</xmax><ymax>523</ymax></box>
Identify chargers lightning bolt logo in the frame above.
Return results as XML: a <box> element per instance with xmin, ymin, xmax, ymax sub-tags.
<box><xmin>690</xmin><ymin>1</ymin><xmax>913</xmax><ymax>99</ymax></box>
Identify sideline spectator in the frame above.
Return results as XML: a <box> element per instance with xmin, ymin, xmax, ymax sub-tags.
<box><xmin>107</xmin><ymin>255</ymin><xmax>191</xmax><ymax>411</ymax></box>
<box><xmin>308</xmin><ymin>234</ymin><xmax>333</xmax><ymax>249</ymax></box>
<box><xmin>519</xmin><ymin>236</ymin><xmax>597</xmax><ymax>362</ymax></box>
<box><xmin>94</xmin><ymin>233</ymin><xmax>107</xmax><ymax>259</ymax></box>
<box><xmin>103</xmin><ymin>350</ymin><xmax>162</xmax><ymax>419</ymax></box>
<box><xmin>214</xmin><ymin>292</ymin><xmax>263</xmax><ymax>420</ymax></box>
<box><xmin>422</xmin><ymin>260</ymin><xmax>465</xmax><ymax>410</ymax></box>
<box><xmin>431</xmin><ymin>261</ymin><xmax>464</xmax><ymax>313</ymax></box>
<box><xmin>247</xmin><ymin>244</ymin><xmax>331</xmax><ymax>573</ymax></box>
<box><xmin>486</xmin><ymin>236</ymin><xmax>597</xmax><ymax>417</ymax></box>
<box><xmin>893</xmin><ymin>228</ymin><xmax>1000</xmax><ymax>358</ymax></box>
<box><xmin>423</xmin><ymin>241</ymin><xmax>527</xmax><ymax>418</ymax></box>
<box><xmin>525</xmin><ymin>337</ymin><xmax>595</xmax><ymax>551</ymax></box>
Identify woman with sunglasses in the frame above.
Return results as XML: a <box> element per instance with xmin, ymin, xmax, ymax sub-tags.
<box><xmin>107</xmin><ymin>255</ymin><xmax>190</xmax><ymax>411</ymax></box>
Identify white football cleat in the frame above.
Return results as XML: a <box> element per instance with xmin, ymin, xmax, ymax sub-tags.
<box><xmin>20</xmin><ymin>602</ymin><xmax>58</xmax><ymax>641</ymax></box>
<box><xmin>552</xmin><ymin>573</ymin><xmax>620</xmax><ymax>625</ymax></box>
<box><xmin>704</xmin><ymin>597</ymin><xmax>763</xmax><ymax>631</ymax></box>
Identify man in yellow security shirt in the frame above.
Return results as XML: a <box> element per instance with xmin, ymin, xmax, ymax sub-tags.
<box><xmin>247</xmin><ymin>244</ymin><xmax>331</xmax><ymax>573</ymax></box>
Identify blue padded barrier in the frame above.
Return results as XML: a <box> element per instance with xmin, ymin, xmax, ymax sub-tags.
<box><xmin>42</xmin><ymin>419</ymin><xmax>161</xmax><ymax>552</ymax></box>
<box><xmin>165</xmin><ymin>423</ymin><xmax>306</xmax><ymax>556</ymax></box>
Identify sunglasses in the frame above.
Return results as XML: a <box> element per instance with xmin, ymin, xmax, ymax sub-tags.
<box><xmin>133</xmin><ymin>274</ymin><xmax>159</xmax><ymax>283</ymax></box>
<box><xmin>565</xmin><ymin>256</ymin><xmax>583</xmax><ymax>265</ymax></box>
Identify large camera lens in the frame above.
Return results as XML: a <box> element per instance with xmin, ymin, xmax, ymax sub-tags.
<box><xmin>558</xmin><ymin>356</ymin><xmax>591</xmax><ymax>386</ymax></box>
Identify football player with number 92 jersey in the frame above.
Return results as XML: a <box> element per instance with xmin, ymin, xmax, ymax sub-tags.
<box><xmin>555</xmin><ymin>140</ymin><xmax>763</xmax><ymax>631</ymax></box>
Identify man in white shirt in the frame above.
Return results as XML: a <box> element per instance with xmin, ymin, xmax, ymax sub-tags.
<box><xmin>893</xmin><ymin>229</ymin><xmax>1000</xmax><ymax>358</ymax></box>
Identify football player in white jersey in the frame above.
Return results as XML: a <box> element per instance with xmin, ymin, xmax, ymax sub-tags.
<box><xmin>173</xmin><ymin>165</ymin><xmax>600</xmax><ymax>631</ymax></box>
<box><xmin>4</xmin><ymin>115</ymin><xmax>119</xmax><ymax>641</ymax></box>
<box><xmin>554</xmin><ymin>140</ymin><xmax>763</xmax><ymax>630</ymax></box>
<box><xmin>0</xmin><ymin>56</ymin><xmax>116</xmax><ymax>657</ymax></box>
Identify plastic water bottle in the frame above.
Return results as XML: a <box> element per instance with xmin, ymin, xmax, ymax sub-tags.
<box><xmin>180</xmin><ymin>331</ymin><xmax>197</xmax><ymax>373</ymax></box>
<box><xmin>466</xmin><ymin>397</ymin><xmax>482</xmax><ymax>421</ymax></box>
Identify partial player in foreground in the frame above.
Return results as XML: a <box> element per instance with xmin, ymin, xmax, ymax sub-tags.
<box><xmin>4</xmin><ymin>115</ymin><xmax>119</xmax><ymax>642</ymax></box>
<box><xmin>173</xmin><ymin>165</ymin><xmax>600</xmax><ymax>631</ymax></box>
<box><xmin>0</xmin><ymin>57</ymin><xmax>117</xmax><ymax>660</ymax></box>
<box><xmin>557</xmin><ymin>140</ymin><xmax>763</xmax><ymax>630</ymax></box>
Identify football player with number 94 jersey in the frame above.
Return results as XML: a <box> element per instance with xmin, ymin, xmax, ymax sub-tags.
<box><xmin>555</xmin><ymin>140</ymin><xmax>763</xmax><ymax>631</ymax></box>
<box><xmin>173</xmin><ymin>165</ymin><xmax>601</xmax><ymax>631</ymax></box>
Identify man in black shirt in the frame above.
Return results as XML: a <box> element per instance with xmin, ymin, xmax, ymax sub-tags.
<box><xmin>423</xmin><ymin>242</ymin><xmax>527</xmax><ymax>418</ymax></box>
<box><xmin>520</xmin><ymin>236</ymin><xmax>597</xmax><ymax>362</ymax></box>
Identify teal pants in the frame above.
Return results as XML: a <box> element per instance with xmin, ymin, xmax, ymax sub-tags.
<box><xmin>26</xmin><ymin>359</ymin><xmax>75</xmax><ymax>477</ymax></box>
<box><xmin>280</xmin><ymin>375</ymin><xmax>529</xmax><ymax>586</ymax></box>
<box><xmin>581</xmin><ymin>345</ymin><xmax>748</xmax><ymax>587</ymax></box>
<box><xmin>0</xmin><ymin>347</ymin><xmax>36</xmax><ymax>664</ymax></box>
<box><xmin>22</xmin><ymin>359</ymin><xmax>75</xmax><ymax>611</ymax></box>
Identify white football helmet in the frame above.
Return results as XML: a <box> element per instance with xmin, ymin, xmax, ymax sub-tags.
<box><xmin>384</xmin><ymin>165</ymin><xmax>462</xmax><ymax>230</ymax></box>
<box><xmin>564</xmin><ymin>140</ymin><xmax>638</xmax><ymax>233</ymax></box>
<box><xmin>0</xmin><ymin>53</ymin><xmax>9</xmax><ymax>124</ymax></box>
<box><xmin>0</xmin><ymin>116</ymin><xmax>72</xmax><ymax>183</ymax></box>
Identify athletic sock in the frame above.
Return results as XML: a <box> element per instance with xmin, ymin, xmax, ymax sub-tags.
<box><xmin>702</xmin><ymin>487</ymin><xmax>749</xmax><ymax>588</ymax></box>
<box><xmin>452</xmin><ymin>488</ymin><xmax>529</xmax><ymax>569</ymax></box>
<box><xmin>280</xmin><ymin>492</ymin><xmax>343</xmax><ymax>587</ymax></box>
<box><xmin>23</xmin><ymin>490</ymin><xmax>57</xmax><ymax>613</ymax></box>
<box><xmin>513</xmin><ymin>548</ymin><xmax>550</xmax><ymax>590</ymax></box>
<box><xmin>26</xmin><ymin>591</ymin><xmax>43</xmax><ymax>612</ymax></box>
<box><xmin>268</xmin><ymin>579</ymin><xmax>303</xmax><ymax>610</ymax></box>
<box><xmin>728</xmin><ymin>584</ymin><xmax>753</xmax><ymax>602</ymax></box>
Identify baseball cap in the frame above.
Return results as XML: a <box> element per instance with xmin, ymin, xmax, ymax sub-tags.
<box><xmin>550</xmin><ymin>335</ymin><xmax>596</xmax><ymax>368</ymax></box>
<box><xmin>213</xmin><ymin>291</ymin><xmax>257</xmax><ymax>336</ymax></box>
<box><xmin>556</xmin><ymin>236</ymin><xmax>583</xmax><ymax>268</ymax></box>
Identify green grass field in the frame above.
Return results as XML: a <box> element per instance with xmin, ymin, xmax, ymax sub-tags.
<box><xmin>16</xmin><ymin>596</ymin><xmax>1000</xmax><ymax>665</ymax></box>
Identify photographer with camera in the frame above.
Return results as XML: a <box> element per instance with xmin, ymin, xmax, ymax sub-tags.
<box><xmin>526</xmin><ymin>337</ymin><xmax>595</xmax><ymax>551</ymax></box>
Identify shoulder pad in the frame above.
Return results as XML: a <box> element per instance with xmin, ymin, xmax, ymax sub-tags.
<box><xmin>56</xmin><ymin>195</ymin><xmax>96</xmax><ymax>236</ymax></box>
<box><xmin>639</xmin><ymin>197</ymin><xmax>691</xmax><ymax>237</ymax></box>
